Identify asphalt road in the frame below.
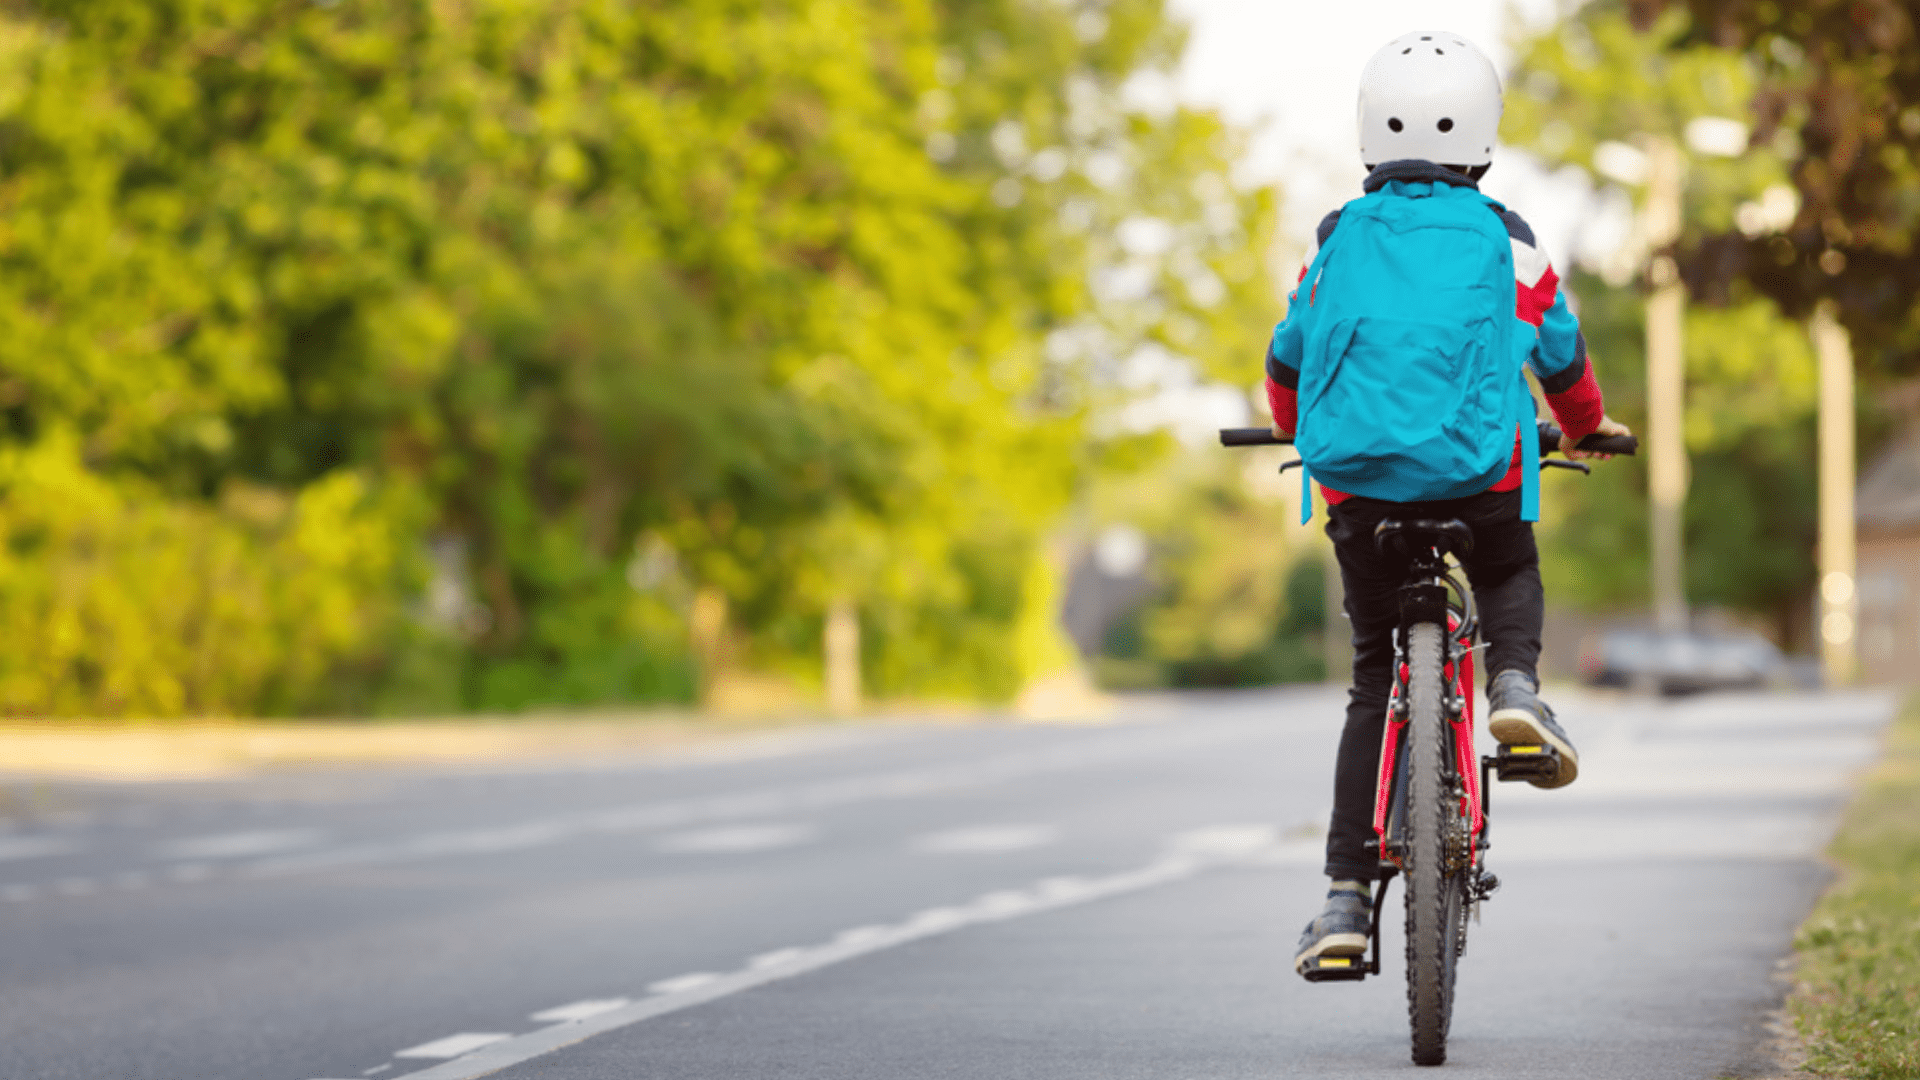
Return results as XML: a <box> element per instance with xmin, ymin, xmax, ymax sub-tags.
<box><xmin>0</xmin><ymin>685</ymin><xmax>1892</xmax><ymax>1080</ymax></box>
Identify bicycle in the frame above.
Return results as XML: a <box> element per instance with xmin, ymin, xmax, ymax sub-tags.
<box><xmin>1218</xmin><ymin>420</ymin><xmax>1638</xmax><ymax>1066</ymax></box>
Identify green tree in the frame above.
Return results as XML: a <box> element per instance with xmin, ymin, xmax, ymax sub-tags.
<box><xmin>1507</xmin><ymin>3</ymin><xmax>1821</xmax><ymax>640</ymax></box>
<box><xmin>0</xmin><ymin>0</ymin><xmax>1271</xmax><ymax>716</ymax></box>
<box><xmin>1089</xmin><ymin>451</ymin><xmax>1324</xmax><ymax>690</ymax></box>
<box><xmin>1626</xmin><ymin>0</ymin><xmax>1920</xmax><ymax>371</ymax></box>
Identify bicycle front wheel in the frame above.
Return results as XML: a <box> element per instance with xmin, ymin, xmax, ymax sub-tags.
<box><xmin>1403</xmin><ymin>621</ymin><xmax>1464</xmax><ymax>1066</ymax></box>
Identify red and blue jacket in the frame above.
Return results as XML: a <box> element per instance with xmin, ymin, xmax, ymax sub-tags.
<box><xmin>1265</xmin><ymin>161</ymin><xmax>1607</xmax><ymax>505</ymax></box>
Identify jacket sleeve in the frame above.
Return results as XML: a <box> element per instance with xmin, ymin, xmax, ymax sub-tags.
<box><xmin>1263</xmin><ymin>210</ymin><xmax>1340</xmax><ymax>434</ymax></box>
<box><xmin>1531</xmin><ymin>292</ymin><xmax>1605</xmax><ymax>441</ymax></box>
<box><xmin>1502</xmin><ymin>208</ymin><xmax>1606</xmax><ymax>441</ymax></box>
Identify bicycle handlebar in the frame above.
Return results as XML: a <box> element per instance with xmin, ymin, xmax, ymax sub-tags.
<box><xmin>1218</xmin><ymin>427</ymin><xmax>1289</xmax><ymax>446</ymax></box>
<box><xmin>1217</xmin><ymin>421</ymin><xmax>1638</xmax><ymax>457</ymax></box>
<box><xmin>1537</xmin><ymin>423</ymin><xmax>1638</xmax><ymax>457</ymax></box>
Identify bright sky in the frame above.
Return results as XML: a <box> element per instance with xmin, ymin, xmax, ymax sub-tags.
<box><xmin>1167</xmin><ymin>0</ymin><xmax>1616</xmax><ymax>270</ymax></box>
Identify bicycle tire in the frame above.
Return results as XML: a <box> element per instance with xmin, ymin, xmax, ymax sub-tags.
<box><xmin>1403</xmin><ymin>622</ymin><xmax>1461</xmax><ymax>1066</ymax></box>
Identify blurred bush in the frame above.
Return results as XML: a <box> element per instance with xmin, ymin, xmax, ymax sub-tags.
<box><xmin>0</xmin><ymin>432</ymin><xmax>406</xmax><ymax>715</ymax></box>
<box><xmin>1089</xmin><ymin>452</ymin><xmax>1326</xmax><ymax>691</ymax></box>
<box><xmin>0</xmin><ymin>0</ymin><xmax>1272</xmax><ymax>716</ymax></box>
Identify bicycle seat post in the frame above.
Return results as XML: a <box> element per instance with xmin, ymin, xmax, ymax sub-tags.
<box><xmin>1374</xmin><ymin>519</ymin><xmax>1473</xmax><ymax>635</ymax></box>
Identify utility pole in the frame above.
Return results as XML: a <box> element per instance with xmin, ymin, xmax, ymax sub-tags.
<box><xmin>1813</xmin><ymin>301</ymin><xmax>1858</xmax><ymax>685</ymax></box>
<box><xmin>1643</xmin><ymin>136</ymin><xmax>1689</xmax><ymax>634</ymax></box>
<box><xmin>825</xmin><ymin>597</ymin><xmax>862</xmax><ymax>715</ymax></box>
<box><xmin>690</xmin><ymin>586</ymin><xmax>728</xmax><ymax>705</ymax></box>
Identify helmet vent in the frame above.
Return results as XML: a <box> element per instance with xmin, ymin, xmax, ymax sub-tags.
<box><xmin>1437</xmin><ymin>118</ymin><xmax>1454</xmax><ymax>132</ymax></box>
<box><xmin>1388</xmin><ymin>118</ymin><xmax>1404</xmax><ymax>133</ymax></box>
<box><xmin>1402</xmin><ymin>47</ymin><xmax>1411</xmax><ymax>54</ymax></box>
<box><xmin>1434</xmin><ymin>48</ymin><xmax>1445</xmax><ymax>54</ymax></box>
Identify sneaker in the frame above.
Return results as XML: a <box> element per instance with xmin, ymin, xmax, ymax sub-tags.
<box><xmin>1486</xmin><ymin>669</ymin><xmax>1580</xmax><ymax>789</ymax></box>
<box><xmin>1293</xmin><ymin>881</ymin><xmax>1371</xmax><ymax>974</ymax></box>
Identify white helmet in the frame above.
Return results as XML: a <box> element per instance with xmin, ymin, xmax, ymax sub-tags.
<box><xmin>1357</xmin><ymin>32</ymin><xmax>1503</xmax><ymax>169</ymax></box>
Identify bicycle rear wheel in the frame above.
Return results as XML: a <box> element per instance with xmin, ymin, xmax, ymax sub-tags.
<box><xmin>1403</xmin><ymin>622</ymin><xmax>1463</xmax><ymax>1065</ymax></box>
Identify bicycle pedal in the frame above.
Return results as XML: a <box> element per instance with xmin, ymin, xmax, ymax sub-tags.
<box><xmin>1298</xmin><ymin>955</ymin><xmax>1369</xmax><ymax>983</ymax></box>
<box><xmin>1490</xmin><ymin>743</ymin><xmax>1560</xmax><ymax>783</ymax></box>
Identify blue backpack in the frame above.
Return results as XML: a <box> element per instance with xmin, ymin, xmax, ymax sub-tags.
<box><xmin>1290</xmin><ymin>180</ymin><xmax>1539</xmax><ymax>524</ymax></box>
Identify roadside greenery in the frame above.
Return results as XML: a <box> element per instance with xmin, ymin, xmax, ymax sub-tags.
<box><xmin>1089</xmin><ymin>451</ymin><xmax>1325</xmax><ymax>690</ymax></box>
<box><xmin>1627</xmin><ymin>0</ymin><xmax>1920</xmax><ymax>372</ymax></box>
<box><xmin>1793</xmin><ymin>695</ymin><xmax>1920</xmax><ymax>1079</ymax></box>
<box><xmin>1506</xmin><ymin>4</ymin><xmax>1825</xmax><ymax>644</ymax></box>
<box><xmin>0</xmin><ymin>0</ymin><xmax>1273</xmax><ymax>717</ymax></box>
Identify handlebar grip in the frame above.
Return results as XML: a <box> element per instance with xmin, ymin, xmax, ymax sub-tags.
<box><xmin>1576</xmin><ymin>432</ymin><xmax>1639</xmax><ymax>455</ymax></box>
<box><xmin>1536</xmin><ymin>422</ymin><xmax>1638</xmax><ymax>456</ymax></box>
<box><xmin>1218</xmin><ymin>428</ymin><xmax>1292</xmax><ymax>446</ymax></box>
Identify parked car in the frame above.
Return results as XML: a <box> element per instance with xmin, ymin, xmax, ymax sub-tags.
<box><xmin>1577</xmin><ymin>628</ymin><xmax>1790</xmax><ymax>696</ymax></box>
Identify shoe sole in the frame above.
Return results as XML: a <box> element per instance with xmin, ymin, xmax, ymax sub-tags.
<box><xmin>1487</xmin><ymin>708</ymin><xmax>1580</xmax><ymax>789</ymax></box>
<box><xmin>1293</xmin><ymin>933</ymin><xmax>1369</xmax><ymax>973</ymax></box>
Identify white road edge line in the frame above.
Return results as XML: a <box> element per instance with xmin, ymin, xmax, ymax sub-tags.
<box><xmin>394</xmin><ymin>1033</ymin><xmax>513</xmax><ymax>1060</ymax></box>
<box><xmin>527</xmin><ymin>998</ymin><xmax>630</xmax><ymax>1024</ymax></box>
<box><xmin>385</xmin><ymin>828</ymin><xmax>1311</xmax><ymax>1080</ymax></box>
<box><xmin>644</xmin><ymin>972</ymin><xmax>719</xmax><ymax>995</ymax></box>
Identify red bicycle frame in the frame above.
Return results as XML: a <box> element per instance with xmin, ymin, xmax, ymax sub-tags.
<box><xmin>1373</xmin><ymin>610</ymin><xmax>1484</xmax><ymax>867</ymax></box>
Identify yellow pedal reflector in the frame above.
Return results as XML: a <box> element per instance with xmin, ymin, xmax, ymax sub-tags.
<box><xmin>1508</xmin><ymin>745</ymin><xmax>1543</xmax><ymax>754</ymax></box>
<box><xmin>1319</xmin><ymin>957</ymin><xmax>1352</xmax><ymax>968</ymax></box>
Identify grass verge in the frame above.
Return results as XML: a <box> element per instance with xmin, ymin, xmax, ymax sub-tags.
<box><xmin>1792</xmin><ymin>692</ymin><xmax>1920</xmax><ymax>1079</ymax></box>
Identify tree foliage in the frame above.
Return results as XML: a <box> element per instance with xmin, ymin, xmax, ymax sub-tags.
<box><xmin>1506</xmin><ymin>3</ymin><xmax>1821</xmax><ymax>638</ymax></box>
<box><xmin>0</xmin><ymin>0</ymin><xmax>1272</xmax><ymax>716</ymax></box>
<box><xmin>1087</xmin><ymin>451</ymin><xmax>1324</xmax><ymax>691</ymax></box>
<box><xmin>1627</xmin><ymin>0</ymin><xmax>1920</xmax><ymax>371</ymax></box>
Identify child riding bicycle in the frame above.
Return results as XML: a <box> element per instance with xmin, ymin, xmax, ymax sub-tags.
<box><xmin>1264</xmin><ymin>31</ymin><xmax>1633</xmax><ymax>976</ymax></box>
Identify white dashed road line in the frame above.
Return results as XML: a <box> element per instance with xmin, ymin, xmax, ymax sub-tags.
<box><xmin>377</xmin><ymin>824</ymin><xmax>1305</xmax><ymax>1080</ymax></box>
<box><xmin>748</xmin><ymin>946</ymin><xmax>809</xmax><ymax>970</ymax></box>
<box><xmin>0</xmin><ymin>724</ymin><xmax>1264</xmax><ymax>907</ymax></box>
<box><xmin>235</xmin><ymin>723</ymin><xmax>1255</xmax><ymax>883</ymax></box>
<box><xmin>0</xmin><ymin>836</ymin><xmax>80</xmax><ymax>862</ymax></box>
<box><xmin>153</xmin><ymin>829</ymin><xmax>325</xmax><ymax>861</ymax></box>
<box><xmin>653</xmin><ymin>823</ymin><xmax>815</xmax><ymax>854</ymax></box>
<box><xmin>645</xmin><ymin>972</ymin><xmax>720</xmax><ymax>995</ymax></box>
<box><xmin>527</xmin><ymin>999</ymin><xmax>629</xmax><ymax>1024</ymax></box>
<box><xmin>911</xmin><ymin>824</ymin><xmax>1058</xmax><ymax>854</ymax></box>
<box><xmin>393</xmin><ymin>1033</ymin><xmax>513</xmax><ymax>1060</ymax></box>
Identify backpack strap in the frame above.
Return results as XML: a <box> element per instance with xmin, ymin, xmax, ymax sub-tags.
<box><xmin>1292</xmin><ymin>227</ymin><xmax>1344</xmax><ymax>526</ymax></box>
<box><xmin>1520</xmin><ymin>405</ymin><xmax>1541</xmax><ymax>523</ymax></box>
<box><xmin>1295</xmin><ymin>223</ymin><xmax>1340</xmax><ymax>319</ymax></box>
<box><xmin>1479</xmin><ymin>192</ymin><xmax>1543</xmax><ymax>524</ymax></box>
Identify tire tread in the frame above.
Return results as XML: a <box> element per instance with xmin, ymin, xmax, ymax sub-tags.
<box><xmin>1403</xmin><ymin>623</ymin><xmax>1457</xmax><ymax>1066</ymax></box>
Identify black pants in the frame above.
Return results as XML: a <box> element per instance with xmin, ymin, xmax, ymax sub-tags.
<box><xmin>1321</xmin><ymin>487</ymin><xmax>1543</xmax><ymax>881</ymax></box>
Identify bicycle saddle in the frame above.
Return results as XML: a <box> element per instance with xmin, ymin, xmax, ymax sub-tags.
<box><xmin>1373</xmin><ymin>518</ymin><xmax>1474</xmax><ymax>560</ymax></box>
